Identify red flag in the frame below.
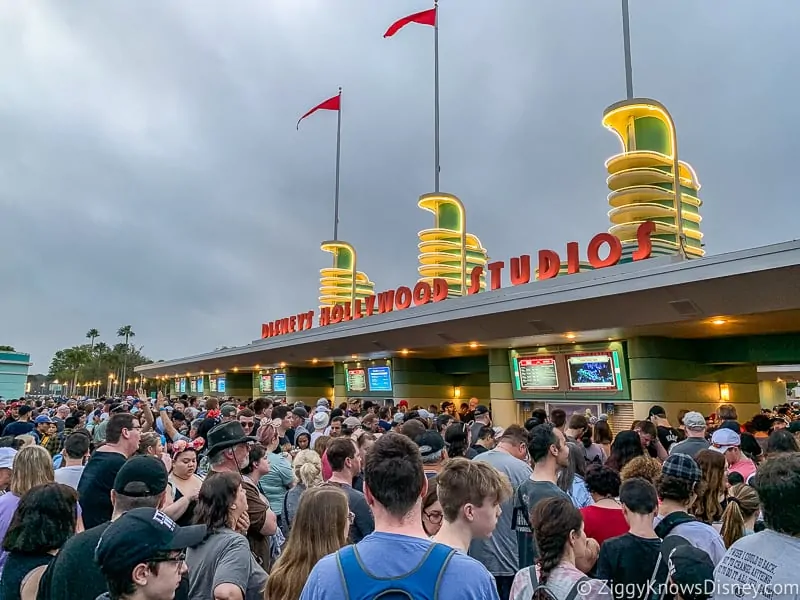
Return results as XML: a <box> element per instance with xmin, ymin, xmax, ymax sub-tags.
<box><xmin>383</xmin><ymin>7</ymin><xmax>436</xmax><ymax>38</ymax></box>
<box><xmin>296</xmin><ymin>93</ymin><xmax>341</xmax><ymax>130</ymax></box>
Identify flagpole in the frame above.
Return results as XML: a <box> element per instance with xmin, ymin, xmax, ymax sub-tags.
<box><xmin>333</xmin><ymin>87</ymin><xmax>343</xmax><ymax>241</ymax></box>
<box><xmin>621</xmin><ymin>0</ymin><xmax>634</xmax><ymax>99</ymax></box>
<box><xmin>434</xmin><ymin>1</ymin><xmax>440</xmax><ymax>192</ymax></box>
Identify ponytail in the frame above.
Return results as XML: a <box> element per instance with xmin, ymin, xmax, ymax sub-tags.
<box><xmin>531</xmin><ymin>496</ymin><xmax>583</xmax><ymax>599</ymax></box>
<box><xmin>719</xmin><ymin>483</ymin><xmax>759</xmax><ymax>548</ymax></box>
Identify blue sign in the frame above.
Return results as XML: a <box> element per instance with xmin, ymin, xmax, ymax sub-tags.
<box><xmin>217</xmin><ymin>376</ymin><xmax>226</xmax><ymax>393</ymax></box>
<box><xmin>367</xmin><ymin>366</ymin><xmax>392</xmax><ymax>392</ymax></box>
<box><xmin>273</xmin><ymin>373</ymin><xmax>287</xmax><ymax>393</ymax></box>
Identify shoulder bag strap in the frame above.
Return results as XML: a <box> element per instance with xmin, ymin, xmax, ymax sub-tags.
<box><xmin>565</xmin><ymin>576</ymin><xmax>591</xmax><ymax>600</ymax></box>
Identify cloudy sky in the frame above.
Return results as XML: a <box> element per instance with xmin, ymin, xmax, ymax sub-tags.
<box><xmin>2</xmin><ymin>1</ymin><xmax>797</xmax><ymax>372</ymax></box>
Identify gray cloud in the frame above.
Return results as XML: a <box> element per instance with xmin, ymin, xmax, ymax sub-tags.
<box><xmin>1</xmin><ymin>0</ymin><xmax>798</xmax><ymax>370</ymax></box>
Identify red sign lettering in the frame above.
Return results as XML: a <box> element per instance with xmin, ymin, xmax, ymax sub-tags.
<box><xmin>260</xmin><ymin>223</ymin><xmax>655</xmax><ymax>339</ymax></box>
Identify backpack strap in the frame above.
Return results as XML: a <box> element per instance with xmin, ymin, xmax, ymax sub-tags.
<box><xmin>565</xmin><ymin>576</ymin><xmax>591</xmax><ymax>600</ymax></box>
<box><xmin>336</xmin><ymin>542</ymin><xmax>455</xmax><ymax>600</ymax></box>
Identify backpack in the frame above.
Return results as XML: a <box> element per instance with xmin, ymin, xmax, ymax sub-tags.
<box><xmin>532</xmin><ymin>574</ymin><xmax>590</xmax><ymax>600</ymax></box>
<box><xmin>651</xmin><ymin>513</ymin><xmax>694</xmax><ymax>600</ymax></box>
<box><xmin>336</xmin><ymin>542</ymin><xmax>455</xmax><ymax>600</ymax></box>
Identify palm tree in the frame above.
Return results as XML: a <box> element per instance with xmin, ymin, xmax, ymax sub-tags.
<box><xmin>117</xmin><ymin>325</ymin><xmax>135</xmax><ymax>391</ymax></box>
<box><xmin>85</xmin><ymin>328</ymin><xmax>100</xmax><ymax>350</ymax></box>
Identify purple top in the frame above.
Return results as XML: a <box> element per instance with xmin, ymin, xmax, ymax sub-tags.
<box><xmin>0</xmin><ymin>492</ymin><xmax>20</xmax><ymax>573</ymax></box>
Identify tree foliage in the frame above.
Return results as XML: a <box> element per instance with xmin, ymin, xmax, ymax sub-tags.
<box><xmin>48</xmin><ymin>342</ymin><xmax>151</xmax><ymax>385</ymax></box>
<box><xmin>0</xmin><ymin>346</ymin><xmax>15</xmax><ymax>352</ymax></box>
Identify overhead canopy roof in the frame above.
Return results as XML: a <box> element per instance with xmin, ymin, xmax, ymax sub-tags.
<box><xmin>136</xmin><ymin>240</ymin><xmax>800</xmax><ymax>377</ymax></box>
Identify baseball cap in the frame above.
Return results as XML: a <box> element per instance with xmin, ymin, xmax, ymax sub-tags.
<box><xmin>34</xmin><ymin>415</ymin><xmax>54</xmax><ymax>424</ymax></box>
<box><xmin>292</xmin><ymin>407</ymin><xmax>309</xmax><ymax>419</ymax></box>
<box><xmin>682</xmin><ymin>411</ymin><xmax>706</xmax><ymax>431</ymax></box>
<box><xmin>316</xmin><ymin>398</ymin><xmax>330</xmax><ymax>409</ymax></box>
<box><xmin>95</xmin><ymin>508</ymin><xmax>206</xmax><ymax>578</ymax></box>
<box><xmin>17</xmin><ymin>406</ymin><xmax>32</xmax><ymax>416</ymax></box>
<box><xmin>392</xmin><ymin>412</ymin><xmax>405</xmax><ymax>425</ymax></box>
<box><xmin>342</xmin><ymin>416</ymin><xmax>361</xmax><ymax>431</ymax></box>
<box><xmin>417</xmin><ymin>409</ymin><xmax>432</xmax><ymax>420</ymax></box>
<box><xmin>114</xmin><ymin>456</ymin><xmax>169</xmax><ymax>497</ymax></box>
<box><xmin>474</xmin><ymin>405</ymin><xmax>490</xmax><ymax>417</ymax></box>
<box><xmin>667</xmin><ymin>545</ymin><xmax>715</xmax><ymax>600</ymax></box>
<box><xmin>312</xmin><ymin>411</ymin><xmax>330</xmax><ymax>430</ymax></box>
<box><xmin>398</xmin><ymin>400</ymin><xmax>408</xmax><ymax>408</ymax></box>
<box><xmin>220</xmin><ymin>403</ymin><xmax>238</xmax><ymax>418</ymax></box>
<box><xmin>415</xmin><ymin>431</ymin><xmax>445</xmax><ymax>458</ymax></box>
<box><xmin>710</xmin><ymin>428</ymin><xmax>741</xmax><ymax>453</ymax></box>
<box><xmin>648</xmin><ymin>405</ymin><xmax>667</xmax><ymax>418</ymax></box>
<box><xmin>661</xmin><ymin>454</ymin><xmax>702</xmax><ymax>482</ymax></box>
<box><xmin>0</xmin><ymin>448</ymin><xmax>16</xmax><ymax>470</ymax></box>
<box><xmin>788</xmin><ymin>421</ymin><xmax>800</xmax><ymax>434</ymax></box>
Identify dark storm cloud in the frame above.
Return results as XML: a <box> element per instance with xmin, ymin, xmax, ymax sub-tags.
<box><xmin>1</xmin><ymin>0</ymin><xmax>798</xmax><ymax>369</ymax></box>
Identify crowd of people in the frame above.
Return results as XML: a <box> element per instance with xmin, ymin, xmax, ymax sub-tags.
<box><xmin>0</xmin><ymin>393</ymin><xmax>796</xmax><ymax>600</ymax></box>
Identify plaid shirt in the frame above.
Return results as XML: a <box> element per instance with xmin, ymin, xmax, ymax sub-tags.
<box><xmin>41</xmin><ymin>434</ymin><xmax>62</xmax><ymax>457</ymax></box>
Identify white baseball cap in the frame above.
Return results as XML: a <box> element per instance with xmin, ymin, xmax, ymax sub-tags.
<box><xmin>0</xmin><ymin>447</ymin><xmax>17</xmax><ymax>470</ymax></box>
<box><xmin>710</xmin><ymin>428</ymin><xmax>740</xmax><ymax>452</ymax></box>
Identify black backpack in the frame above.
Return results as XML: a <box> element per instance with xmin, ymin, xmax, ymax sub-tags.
<box><xmin>651</xmin><ymin>513</ymin><xmax>695</xmax><ymax>600</ymax></box>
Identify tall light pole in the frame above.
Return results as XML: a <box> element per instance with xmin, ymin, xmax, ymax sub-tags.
<box><xmin>621</xmin><ymin>0</ymin><xmax>634</xmax><ymax>99</ymax></box>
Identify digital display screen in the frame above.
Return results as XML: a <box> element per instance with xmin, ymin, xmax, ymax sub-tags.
<box><xmin>259</xmin><ymin>375</ymin><xmax>272</xmax><ymax>393</ymax></box>
<box><xmin>217</xmin><ymin>376</ymin><xmax>226</xmax><ymax>393</ymax></box>
<box><xmin>196</xmin><ymin>377</ymin><xmax>204</xmax><ymax>393</ymax></box>
<box><xmin>179</xmin><ymin>378</ymin><xmax>186</xmax><ymax>393</ymax></box>
<box><xmin>174</xmin><ymin>379</ymin><xmax>181</xmax><ymax>392</ymax></box>
<box><xmin>567</xmin><ymin>353</ymin><xmax>618</xmax><ymax>390</ymax></box>
<box><xmin>515</xmin><ymin>356</ymin><xmax>559</xmax><ymax>390</ymax></box>
<box><xmin>346</xmin><ymin>368</ymin><xmax>367</xmax><ymax>392</ymax></box>
<box><xmin>189</xmin><ymin>378</ymin><xmax>197</xmax><ymax>393</ymax></box>
<box><xmin>273</xmin><ymin>373</ymin><xmax>286</xmax><ymax>393</ymax></box>
<box><xmin>209</xmin><ymin>376</ymin><xmax>217</xmax><ymax>392</ymax></box>
<box><xmin>367</xmin><ymin>366</ymin><xmax>392</xmax><ymax>392</ymax></box>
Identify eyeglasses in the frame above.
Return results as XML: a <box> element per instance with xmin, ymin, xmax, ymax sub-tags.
<box><xmin>149</xmin><ymin>550</ymin><xmax>186</xmax><ymax>570</ymax></box>
<box><xmin>239</xmin><ymin>421</ymin><xmax>255</xmax><ymax>429</ymax></box>
<box><xmin>423</xmin><ymin>510</ymin><xmax>443</xmax><ymax>525</ymax></box>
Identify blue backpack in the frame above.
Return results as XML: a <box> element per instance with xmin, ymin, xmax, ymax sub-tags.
<box><xmin>336</xmin><ymin>542</ymin><xmax>455</xmax><ymax>600</ymax></box>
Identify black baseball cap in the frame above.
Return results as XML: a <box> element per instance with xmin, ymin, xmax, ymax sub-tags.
<box><xmin>95</xmin><ymin>508</ymin><xmax>206</xmax><ymax>577</ymax></box>
<box><xmin>415</xmin><ymin>431</ymin><xmax>445</xmax><ymax>458</ymax></box>
<box><xmin>474</xmin><ymin>405</ymin><xmax>490</xmax><ymax>417</ymax></box>
<box><xmin>668</xmin><ymin>545</ymin><xmax>715</xmax><ymax>600</ymax></box>
<box><xmin>648</xmin><ymin>405</ymin><xmax>666</xmax><ymax>418</ymax></box>
<box><xmin>114</xmin><ymin>456</ymin><xmax>169</xmax><ymax>498</ymax></box>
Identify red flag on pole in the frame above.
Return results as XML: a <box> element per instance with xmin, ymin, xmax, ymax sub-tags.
<box><xmin>296</xmin><ymin>93</ymin><xmax>341</xmax><ymax>130</ymax></box>
<box><xmin>383</xmin><ymin>7</ymin><xmax>436</xmax><ymax>38</ymax></box>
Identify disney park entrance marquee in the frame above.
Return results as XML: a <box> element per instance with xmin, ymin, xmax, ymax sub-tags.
<box><xmin>260</xmin><ymin>222</ymin><xmax>656</xmax><ymax>340</ymax></box>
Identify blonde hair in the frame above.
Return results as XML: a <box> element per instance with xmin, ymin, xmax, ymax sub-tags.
<box><xmin>11</xmin><ymin>445</ymin><xmax>55</xmax><ymax>496</ymax></box>
<box><xmin>137</xmin><ymin>432</ymin><xmax>161</xmax><ymax>456</ymax></box>
<box><xmin>293</xmin><ymin>449</ymin><xmax>323</xmax><ymax>488</ymax></box>
<box><xmin>720</xmin><ymin>484</ymin><xmax>760</xmax><ymax>548</ymax></box>
<box><xmin>437</xmin><ymin>457</ymin><xmax>512</xmax><ymax>522</ymax></box>
<box><xmin>691</xmin><ymin>449</ymin><xmax>726</xmax><ymax>524</ymax></box>
<box><xmin>14</xmin><ymin>435</ymin><xmax>36</xmax><ymax>448</ymax></box>
<box><xmin>620</xmin><ymin>455</ymin><xmax>662</xmax><ymax>484</ymax></box>
<box><xmin>313</xmin><ymin>435</ymin><xmax>331</xmax><ymax>457</ymax></box>
<box><xmin>266</xmin><ymin>486</ymin><xmax>349</xmax><ymax>600</ymax></box>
